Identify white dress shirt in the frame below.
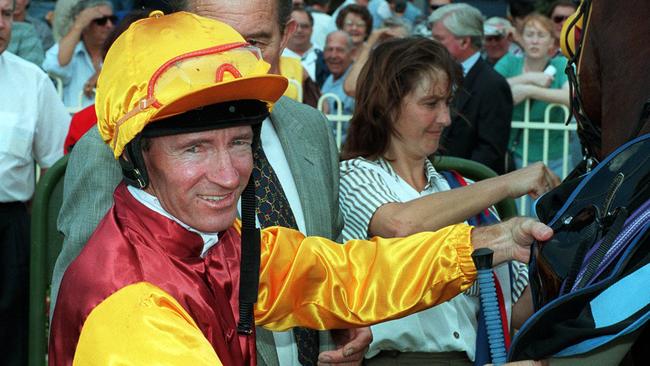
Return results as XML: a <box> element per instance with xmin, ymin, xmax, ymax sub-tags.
<box><xmin>0</xmin><ymin>51</ymin><xmax>70</xmax><ymax>202</ymax></box>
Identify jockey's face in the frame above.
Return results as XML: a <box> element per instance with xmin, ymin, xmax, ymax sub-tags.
<box><xmin>143</xmin><ymin>126</ymin><xmax>254</xmax><ymax>233</ymax></box>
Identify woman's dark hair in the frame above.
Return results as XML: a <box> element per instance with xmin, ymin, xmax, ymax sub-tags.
<box><xmin>341</xmin><ymin>37</ymin><xmax>462</xmax><ymax>161</ymax></box>
<box><xmin>335</xmin><ymin>4</ymin><xmax>373</xmax><ymax>41</ymax></box>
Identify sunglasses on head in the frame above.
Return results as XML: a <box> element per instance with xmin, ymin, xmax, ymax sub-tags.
<box><xmin>552</xmin><ymin>15</ymin><xmax>569</xmax><ymax>24</ymax></box>
<box><xmin>93</xmin><ymin>15</ymin><xmax>118</xmax><ymax>26</ymax></box>
<box><xmin>430</xmin><ymin>4</ymin><xmax>447</xmax><ymax>11</ymax></box>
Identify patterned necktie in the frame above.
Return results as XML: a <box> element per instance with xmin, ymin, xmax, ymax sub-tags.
<box><xmin>252</xmin><ymin>143</ymin><xmax>319</xmax><ymax>366</ymax></box>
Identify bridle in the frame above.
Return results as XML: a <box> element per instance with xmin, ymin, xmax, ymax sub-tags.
<box><xmin>562</xmin><ymin>0</ymin><xmax>601</xmax><ymax>167</ymax></box>
<box><xmin>562</xmin><ymin>0</ymin><xmax>650</xmax><ymax>167</ymax></box>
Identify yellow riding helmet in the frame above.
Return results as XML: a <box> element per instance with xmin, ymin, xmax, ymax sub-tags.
<box><xmin>96</xmin><ymin>11</ymin><xmax>288</xmax><ymax>158</ymax></box>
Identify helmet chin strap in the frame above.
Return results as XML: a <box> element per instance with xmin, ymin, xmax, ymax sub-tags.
<box><xmin>238</xmin><ymin>122</ymin><xmax>262</xmax><ymax>335</ymax></box>
<box><xmin>119</xmin><ymin>135</ymin><xmax>149</xmax><ymax>189</ymax></box>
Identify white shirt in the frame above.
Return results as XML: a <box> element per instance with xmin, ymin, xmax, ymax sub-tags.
<box><xmin>0</xmin><ymin>51</ymin><xmax>70</xmax><ymax>202</ymax></box>
<box><xmin>283</xmin><ymin>46</ymin><xmax>320</xmax><ymax>82</ymax></box>
<box><xmin>43</xmin><ymin>42</ymin><xmax>96</xmax><ymax>109</ymax></box>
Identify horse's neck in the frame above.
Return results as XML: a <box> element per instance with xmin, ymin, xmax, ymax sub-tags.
<box><xmin>579</xmin><ymin>0</ymin><xmax>650</xmax><ymax>160</ymax></box>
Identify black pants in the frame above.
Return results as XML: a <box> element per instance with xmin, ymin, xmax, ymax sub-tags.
<box><xmin>0</xmin><ymin>202</ymin><xmax>30</xmax><ymax>366</ymax></box>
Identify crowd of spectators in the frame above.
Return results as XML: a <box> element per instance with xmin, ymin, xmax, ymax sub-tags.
<box><xmin>2</xmin><ymin>0</ymin><xmax>584</xmax><ymax>365</ymax></box>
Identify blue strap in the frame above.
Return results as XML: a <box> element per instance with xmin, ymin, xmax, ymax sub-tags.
<box><xmin>439</xmin><ymin>170</ymin><xmax>505</xmax><ymax>365</ymax></box>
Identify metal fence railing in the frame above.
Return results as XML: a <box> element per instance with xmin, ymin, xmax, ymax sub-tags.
<box><xmin>511</xmin><ymin>100</ymin><xmax>577</xmax><ymax>215</ymax></box>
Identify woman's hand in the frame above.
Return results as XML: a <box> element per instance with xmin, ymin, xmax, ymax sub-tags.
<box><xmin>83</xmin><ymin>72</ymin><xmax>99</xmax><ymax>98</ymax></box>
<box><xmin>74</xmin><ymin>6</ymin><xmax>106</xmax><ymax>31</ymax></box>
<box><xmin>503</xmin><ymin>162</ymin><xmax>561</xmax><ymax>199</ymax></box>
<box><xmin>366</xmin><ymin>28</ymin><xmax>404</xmax><ymax>48</ymax></box>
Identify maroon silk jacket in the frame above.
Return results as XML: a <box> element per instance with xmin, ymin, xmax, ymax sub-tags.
<box><xmin>49</xmin><ymin>183</ymin><xmax>255</xmax><ymax>365</ymax></box>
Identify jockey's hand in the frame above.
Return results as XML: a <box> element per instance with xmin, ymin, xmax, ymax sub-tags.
<box><xmin>472</xmin><ymin>217</ymin><xmax>553</xmax><ymax>265</ymax></box>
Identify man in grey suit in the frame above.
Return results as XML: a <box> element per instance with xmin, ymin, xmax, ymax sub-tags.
<box><xmin>50</xmin><ymin>0</ymin><xmax>372</xmax><ymax>365</ymax></box>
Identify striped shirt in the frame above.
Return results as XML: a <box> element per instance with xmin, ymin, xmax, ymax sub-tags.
<box><xmin>339</xmin><ymin>157</ymin><xmax>528</xmax><ymax>359</ymax></box>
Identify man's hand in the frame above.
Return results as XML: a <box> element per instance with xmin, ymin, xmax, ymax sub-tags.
<box><xmin>317</xmin><ymin>327</ymin><xmax>372</xmax><ymax>365</ymax></box>
<box><xmin>471</xmin><ymin>217</ymin><xmax>553</xmax><ymax>265</ymax></box>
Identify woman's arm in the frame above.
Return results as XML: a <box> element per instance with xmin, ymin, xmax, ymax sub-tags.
<box><xmin>57</xmin><ymin>7</ymin><xmax>101</xmax><ymax>66</ymax></box>
<box><xmin>522</xmin><ymin>81</ymin><xmax>570</xmax><ymax>106</ymax></box>
<box><xmin>506</xmin><ymin>72</ymin><xmax>552</xmax><ymax>88</ymax></box>
<box><xmin>343</xmin><ymin>29</ymin><xmax>402</xmax><ymax>97</ymax></box>
<box><xmin>369</xmin><ymin>163</ymin><xmax>558</xmax><ymax>238</ymax></box>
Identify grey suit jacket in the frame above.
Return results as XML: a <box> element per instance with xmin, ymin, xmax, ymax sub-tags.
<box><xmin>51</xmin><ymin>97</ymin><xmax>343</xmax><ymax>365</ymax></box>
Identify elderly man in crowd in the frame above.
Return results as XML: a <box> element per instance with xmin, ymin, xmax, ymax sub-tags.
<box><xmin>49</xmin><ymin>11</ymin><xmax>553</xmax><ymax>365</ymax></box>
<box><xmin>483</xmin><ymin>16</ymin><xmax>517</xmax><ymax>65</ymax></box>
<box><xmin>321</xmin><ymin>30</ymin><xmax>355</xmax><ymax>143</ymax></box>
<box><xmin>43</xmin><ymin>0</ymin><xmax>116</xmax><ymax>110</ymax></box>
<box><xmin>49</xmin><ymin>0</ymin><xmax>364</xmax><ymax>365</ymax></box>
<box><xmin>0</xmin><ymin>0</ymin><xmax>70</xmax><ymax>364</ymax></box>
<box><xmin>430</xmin><ymin>3</ymin><xmax>513</xmax><ymax>174</ymax></box>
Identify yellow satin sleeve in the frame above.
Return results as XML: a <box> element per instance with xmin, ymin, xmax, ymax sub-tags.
<box><xmin>73</xmin><ymin>282</ymin><xmax>221</xmax><ymax>366</ymax></box>
<box><xmin>255</xmin><ymin>223</ymin><xmax>476</xmax><ymax>330</ymax></box>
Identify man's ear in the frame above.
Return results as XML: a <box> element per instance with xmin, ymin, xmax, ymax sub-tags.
<box><xmin>279</xmin><ymin>18</ymin><xmax>298</xmax><ymax>53</ymax></box>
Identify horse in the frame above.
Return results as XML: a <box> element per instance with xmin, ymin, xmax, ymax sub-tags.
<box><xmin>508</xmin><ymin>3</ymin><xmax>650</xmax><ymax>362</ymax></box>
<box><xmin>561</xmin><ymin>0</ymin><xmax>650</xmax><ymax>163</ymax></box>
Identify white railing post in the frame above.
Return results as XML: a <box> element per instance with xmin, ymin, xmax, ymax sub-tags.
<box><xmin>317</xmin><ymin>93</ymin><xmax>351</xmax><ymax>150</ymax></box>
<box><xmin>511</xmin><ymin>103</ymin><xmax>576</xmax><ymax>216</ymax></box>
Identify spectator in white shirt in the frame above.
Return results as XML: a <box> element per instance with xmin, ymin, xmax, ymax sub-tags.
<box><xmin>283</xmin><ymin>6</ymin><xmax>329</xmax><ymax>86</ymax></box>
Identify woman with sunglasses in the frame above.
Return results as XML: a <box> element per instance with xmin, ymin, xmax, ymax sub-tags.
<box><xmin>339</xmin><ymin>37</ymin><xmax>559</xmax><ymax>365</ymax></box>
<box><xmin>43</xmin><ymin>0</ymin><xmax>116</xmax><ymax>110</ymax></box>
<box><xmin>548</xmin><ymin>0</ymin><xmax>577</xmax><ymax>54</ymax></box>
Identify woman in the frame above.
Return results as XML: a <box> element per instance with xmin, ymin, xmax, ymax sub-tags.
<box><xmin>43</xmin><ymin>0</ymin><xmax>116</xmax><ymax>110</ymax></box>
<box><xmin>335</xmin><ymin>4</ymin><xmax>372</xmax><ymax>59</ymax></box>
<box><xmin>340</xmin><ymin>37</ymin><xmax>559</xmax><ymax>364</ymax></box>
<box><xmin>494</xmin><ymin>14</ymin><xmax>571</xmax><ymax>176</ymax></box>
